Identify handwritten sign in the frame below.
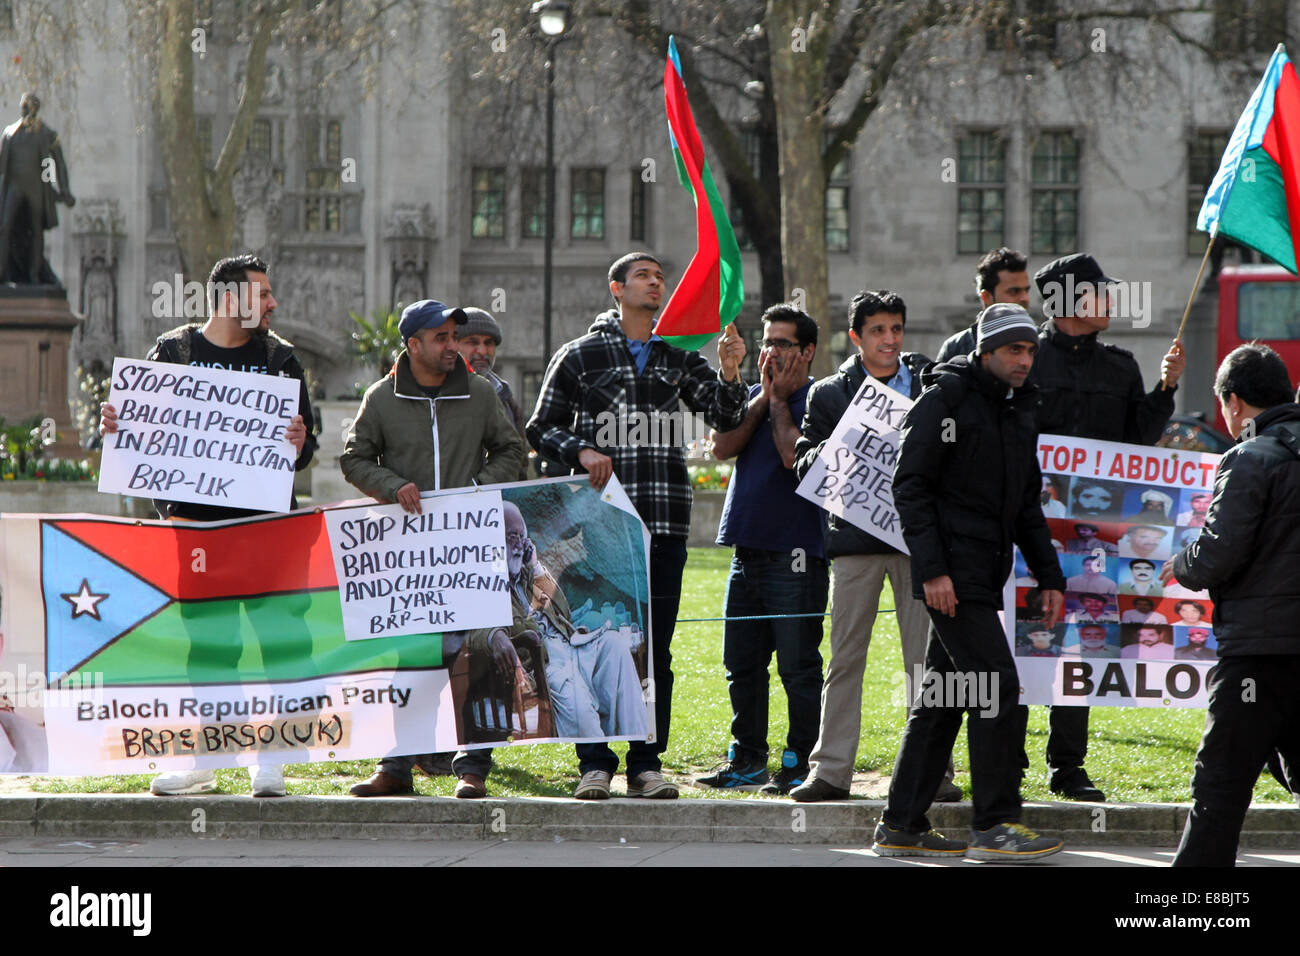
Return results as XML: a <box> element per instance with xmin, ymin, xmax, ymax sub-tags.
<box><xmin>324</xmin><ymin>491</ymin><xmax>512</xmax><ymax>641</ymax></box>
<box><xmin>98</xmin><ymin>357</ymin><xmax>300</xmax><ymax>512</ymax></box>
<box><xmin>796</xmin><ymin>378</ymin><xmax>911</xmax><ymax>553</ymax></box>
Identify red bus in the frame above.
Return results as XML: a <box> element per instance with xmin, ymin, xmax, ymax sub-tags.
<box><xmin>1214</xmin><ymin>265</ymin><xmax>1300</xmax><ymax>430</ymax></box>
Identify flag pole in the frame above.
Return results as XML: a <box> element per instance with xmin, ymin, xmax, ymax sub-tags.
<box><xmin>1162</xmin><ymin>225</ymin><xmax>1218</xmax><ymax>390</ymax></box>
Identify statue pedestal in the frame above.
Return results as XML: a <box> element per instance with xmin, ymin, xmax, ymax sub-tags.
<box><xmin>0</xmin><ymin>288</ymin><xmax>83</xmax><ymax>457</ymax></box>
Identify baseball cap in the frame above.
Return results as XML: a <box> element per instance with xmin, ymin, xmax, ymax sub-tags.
<box><xmin>398</xmin><ymin>299</ymin><xmax>468</xmax><ymax>341</ymax></box>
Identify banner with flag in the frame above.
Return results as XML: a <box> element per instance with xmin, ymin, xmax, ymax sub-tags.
<box><xmin>0</xmin><ymin>476</ymin><xmax>652</xmax><ymax>775</ymax></box>
<box><xmin>1197</xmin><ymin>44</ymin><xmax>1300</xmax><ymax>272</ymax></box>
<box><xmin>653</xmin><ymin>35</ymin><xmax>745</xmax><ymax>350</ymax></box>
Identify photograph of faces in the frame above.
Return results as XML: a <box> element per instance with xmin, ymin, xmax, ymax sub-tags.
<box><xmin>1117</xmin><ymin>525</ymin><xmax>1173</xmax><ymax>561</ymax></box>
<box><xmin>1048</xmin><ymin>518</ymin><xmax>1123</xmax><ymax>556</ymax></box>
<box><xmin>1016</xmin><ymin>622</ymin><xmax>1066</xmax><ymax>658</ymax></box>
<box><xmin>1062</xmin><ymin>622</ymin><xmax>1120</xmax><ymax>658</ymax></box>
<box><xmin>1061</xmin><ymin>552</ymin><xmax>1118</xmax><ymax>597</ymax></box>
<box><xmin>1120</xmin><ymin>487</ymin><xmax>1180</xmax><ymax>526</ymax></box>
<box><xmin>1065</xmin><ymin>591</ymin><xmax>1119</xmax><ymax>623</ymax></box>
<box><xmin>1117</xmin><ymin>557</ymin><xmax>1164</xmax><ymax>598</ymax></box>
<box><xmin>1175</xmin><ymin>489</ymin><xmax>1213</xmax><ymax>529</ymax></box>
<box><xmin>1173</xmin><ymin>625</ymin><xmax>1218</xmax><ymax>661</ymax></box>
<box><xmin>1120</xmin><ymin>623</ymin><xmax>1176</xmax><ymax>659</ymax></box>
<box><xmin>1067</xmin><ymin>477</ymin><xmax>1124</xmax><ymax>520</ymax></box>
<box><xmin>1040</xmin><ymin>474</ymin><xmax>1070</xmax><ymax>518</ymax></box>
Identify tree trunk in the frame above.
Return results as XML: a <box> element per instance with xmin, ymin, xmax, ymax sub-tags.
<box><xmin>766</xmin><ymin>0</ymin><xmax>832</xmax><ymax>377</ymax></box>
<box><xmin>154</xmin><ymin>0</ymin><xmax>284</xmax><ymax>287</ymax></box>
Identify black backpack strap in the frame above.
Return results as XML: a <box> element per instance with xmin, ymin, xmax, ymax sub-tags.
<box><xmin>1276</xmin><ymin>428</ymin><xmax>1300</xmax><ymax>461</ymax></box>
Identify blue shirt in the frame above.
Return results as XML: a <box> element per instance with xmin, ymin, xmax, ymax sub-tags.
<box><xmin>864</xmin><ymin>357</ymin><xmax>912</xmax><ymax>396</ymax></box>
<box><xmin>716</xmin><ymin>381</ymin><xmax>826</xmax><ymax>560</ymax></box>
<box><xmin>626</xmin><ymin>335</ymin><xmax>662</xmax><ymax>375</ymax></box>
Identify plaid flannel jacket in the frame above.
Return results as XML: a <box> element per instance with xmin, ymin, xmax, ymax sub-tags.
<box><xmin>526</xmin><ymin>310</ymin><xmax>749</xmax><ymax>537</ymax></box>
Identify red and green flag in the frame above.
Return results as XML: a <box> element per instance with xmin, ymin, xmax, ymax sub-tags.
<box><xmin>1198</xmin><ymin>44</ymin><xmax>1300</xmax><ymax>273</ymax></box>
<box><xmin>653</xmin><ymin>35</ymin><xmax>745</xmax><ymax>350</ymax></box>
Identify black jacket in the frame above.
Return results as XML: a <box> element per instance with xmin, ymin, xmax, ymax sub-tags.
<box><xmin>795</xmin><ymin>352</ymin><xmax>930</xmax><ymax>558</ymax></box>
<box><xmin>1172</xmin><ymin>403</ymin><xmax>1300</xmax><ymax>656</ymax></box>
<box><xmin>894</xmin><ymin>355</ymin><xmax>1065</xmax><ymax>606</ymax></box>
<box><xmin>147</xmin><ymin>323</ymin><xmax>318</xmax><ymax>521</ymax></box>
<box><xmin>1031</xmin><ymin>320</ymin><xmax>1174</xmax><ymax>444</ymax></box>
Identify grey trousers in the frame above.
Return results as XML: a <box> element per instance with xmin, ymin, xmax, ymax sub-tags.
<box><xmin>807</xmin><ymin>552</ymin><xmax>956</xmax><ymax>790</ymax></box>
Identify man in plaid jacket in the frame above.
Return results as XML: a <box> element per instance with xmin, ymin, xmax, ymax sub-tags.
<box><xmin>527</xmin><ymin>251</ymin><xmax>749</xmax><ymax>798</ymax></box>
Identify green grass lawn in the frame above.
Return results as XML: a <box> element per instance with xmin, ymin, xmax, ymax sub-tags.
<box><xmin>30</xmin><ymin>547</ymin><xmax>1291</xmax><ymax>803</ymax></box>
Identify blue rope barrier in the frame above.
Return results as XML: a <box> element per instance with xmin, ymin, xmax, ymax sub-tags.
<box><xmin>675</xmin><ymin>609</ymin><xmax>897</xmax><ymax>623</ymax></box>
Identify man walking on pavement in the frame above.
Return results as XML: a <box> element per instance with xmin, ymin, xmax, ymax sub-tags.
<box><xmin>789</xmin><ymin>290</ymin><xmax>960</xmax><ymax>803</ymax></box>
<box><xmin>1029</xmin><ymin>252</ymin><xmax>1185</xmax><ymax>802</ymax></box>
<box><xmin>527</xmin><ymin>251</ymin><xmax>748</xmax><ymax>799</ymax></box>
<box><xmin>1167</xmin><ymin>345</ymin><xmax>1300</xmax><ymax>866</ymax></box>
<box><xmin>873</xmin><ymin>303</ymin><xmax>1066</xmax><ymax>861</ymax></box>
<box><xmin>340</xmin><ymin>298</ymin><xmax>525</xmax><ymax>799</ymax></box>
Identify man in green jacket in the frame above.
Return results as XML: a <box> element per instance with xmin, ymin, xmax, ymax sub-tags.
<box><xmin>340</xmin><ymin>299</ymin><xmax>525</xmax><ymax>798</ymax></box>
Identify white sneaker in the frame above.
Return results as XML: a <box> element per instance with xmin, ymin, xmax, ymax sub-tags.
<box><xmin>574</xmin><ymin>769</ymin><xmax>612</xmax><ymax>800</ymax></box>
<box><xmin>150</xmin><ymin>769</ymin><xmax>216</xmax><ymax>796</ymax></box>
<box><xmin>249</xmin><ymin>765</ymin><xmax>286</xmax><ymax>797</ymax></box>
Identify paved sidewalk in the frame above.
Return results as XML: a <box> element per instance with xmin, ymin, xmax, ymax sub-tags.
<box><xmin>2</xmin><ymin>792</ymin><xmax>1297</xmax><ymax>847</ymax></box>
<box><xmin>2</xmin><ymin>836</ymin><xmax>1297</xmax><ymax>867</ymax></box>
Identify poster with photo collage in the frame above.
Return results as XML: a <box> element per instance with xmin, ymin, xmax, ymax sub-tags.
<box><xmin>1006</xmin><ymin>434</ymin><xmax>1223</xmax><ymax>707</ymax></box>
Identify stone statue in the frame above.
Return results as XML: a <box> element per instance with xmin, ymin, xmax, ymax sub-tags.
<box><xmin>394</xmin><ymin>260</ymin><xmax>424</xmax><ymax>308</ymax></box>
<box><xmin>0</xmin><ymin>93</ymin><xmax>75</xmax><ymax>285</ymax></box>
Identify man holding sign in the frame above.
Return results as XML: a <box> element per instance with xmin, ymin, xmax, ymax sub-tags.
<box><xmin>340</xmin><ymin>298</ymin><xmax>525</xmax><ymax>798</ymax></box>
<box><xmin>790</xmin><ymin>290</ymin><xmax>954</xmax><ymax>803</ymax></box>
<box><xmin>527</xmin><ymin>252</ymin><xmax>748</xmax><ymax>799</ymax></box>
<box><xmin>98</xmin><ymin>254</ymin><xmax>314</xmax><ymax>798</ymax></box>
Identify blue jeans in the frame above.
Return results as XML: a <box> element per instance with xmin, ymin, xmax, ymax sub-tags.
<box><xmin>723</xmin><ymin>547</ymin><xmax>827</xmax><ymax>767</ymax></box>
<box><xmin>576</xmin><ymin>535</ymin><xmax>687</xmax><ymax>778</ymax></box>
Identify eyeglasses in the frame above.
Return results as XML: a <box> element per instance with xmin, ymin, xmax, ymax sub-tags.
<box><xmin>761</xmin><ymin>339</ymin><xmax>801</xmax><ymax>351</ymax></box>
<box><xmin>506</xmin><ymin>531</ymin><xmax>527</xmax><ymax>547</ymax></box>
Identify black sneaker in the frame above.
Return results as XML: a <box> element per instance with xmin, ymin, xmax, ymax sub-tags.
<box><xmin>693</xmin><ymin>758</ymin><xmax>769</xmax><ymax>791</ymax></box>
<box><xmin>1049</xmin><ymin>766</ymin><xmax>1105</xmax><ymax>802</ymax></box>
<box><xmin>759</xmin><ymin>750</ymin><xmax>807</xmax><ymax>795</ymax></box>
<box><xmin>871</xmin><ymin>821</ymin><xmax>967</xmax><ymax>858</ymax></box>
<box><xmin>966</xmin><ymin>823</ymin><xmax>1063</xmax><ymax>863</ymax></box>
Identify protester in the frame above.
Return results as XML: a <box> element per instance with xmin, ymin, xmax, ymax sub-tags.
<box><xmin>527</xmin><ymin>251</ymin><xmax>747</xmax><ymax>799</ymax></box>
<box><xmin>1166</xmin><ymin>345</ymin><xmax>1300</xmax><ymax>866</ymax></box>
<box><xmin>457</xmin><ymin>307</ymin><xmax>530</xmax><ymax>479</ymax></box>
<box><xmin>936</xmin><ymin>247</ymin><xmax>1032</xmax><ymax>361</ymax></box>
<box><xmin>696</xmin><ymin>304</ymin><xmax>826</xmax><ymax>794</ymax></box>
<box><xmin>1026</xmin><ymin>252</ymin><xmax>1185</xmax><ymax>802</ymax></box>
<box><xmin>339</xmin><ymin>298</ymin><xmax>525</xmax><ymax>798</ymax></box>
<box><xmin>99</xmin><ymin>254</ymin><xmax>315</xmax><ymax>798</ymax></box>
<box><xmin>873</xmin><ymin>303</ymin><xmax>1065</xmax><ymax>861</ymax></box>
<box><xmin>789</xmin><ymin>290</ymin><xmax>958</xmax><ymax>803</ymax></box>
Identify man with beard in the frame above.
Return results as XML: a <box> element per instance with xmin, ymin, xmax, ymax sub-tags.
<box><xmin>1064</xmin><ymin>624</ymin><xmax>1119</xmax><ymax>658</ymax></box>
<box><xmin>458</xmin><ymin>502</ymin><xmax>647</xmax><ymax>742</ymax></box>
<box><xmin>340</xmin><ymin>298</ymin><xmax>525</xmax><ymax>798</ymax></box>
<box><xmin>457</xmin><ymin>308</ymin><xmax>530</xmax><ymax>479</ymax></box>
<box><xmin>99</xmin><ymin>254</ymin><xmax>314</xmax><ymax>798</ymax></box>
<box><xmin>1176</xmin><ymin>628</ymin><xmax>1217</xmax><ymax>662</ymax></box>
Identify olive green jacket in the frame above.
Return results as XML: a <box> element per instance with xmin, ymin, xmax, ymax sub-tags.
<box><xmin>340</xmin><ymin>350</ymin><xmax>525</xmax><ymax>502</ymax></box>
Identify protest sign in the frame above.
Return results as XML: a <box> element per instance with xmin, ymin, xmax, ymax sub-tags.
<box><xmin>795</xmin><ymin>377</ymin><xmax>911</xmax><ymax>552</ymax></box>
<box><xmin>1007</xmin><ymin>434</ymin><xmax>1222</xmax><ymax>708</ymax></box>
<box><xmin>323</xmin><ymin>491</ymin><xmax>511</xmax><ymax>641</ymax></box>
<box><xmin>98</xmin><ymin>357</ymin><xmax>300</xmax><ymax>512</ymax></box>
<box><xmin>0</xmin><ymin>475</ymin><xmax>653</xmax><ymax>775</ymax></box>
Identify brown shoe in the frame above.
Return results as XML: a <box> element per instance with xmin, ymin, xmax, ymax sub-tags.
<box><xmin>455</xmin><ymin>774</ymin><xmax>487</xmax><ymax>799</ymax></box>
<box><xmin>349</xmin><ymin>771</ymin><xmax>415</xmax><ymax>797</ymax></box>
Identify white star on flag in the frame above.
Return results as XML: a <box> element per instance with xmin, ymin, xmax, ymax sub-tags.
<box><xmin>61</xmin><ymin>579</ymin><xmax>108</xmax><ymax>620</ymax></box>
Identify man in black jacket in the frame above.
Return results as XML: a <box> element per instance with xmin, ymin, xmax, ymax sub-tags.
<box><xmin>1028</xmin><ymin>253</ymin><xmax>1185</xmax><ymax>802</ymax></box>
<box><xmin>790</xmin><ymin>290</ymin><xmax>958</xmax><ymax>803</ymax></box>
<box><xmin>1165</xmin><ymin>345</ymin><xmax>1300</xmax><ymax>867</ymax></box>
<box><xmin>873</xmin><ymin>304</ymin><xmax>1066</xmax><ymax>861</ymax></box>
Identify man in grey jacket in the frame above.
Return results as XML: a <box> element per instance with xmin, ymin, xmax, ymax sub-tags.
<box><xmin>341</xmin><ymin>298</ymin><xmax>524</xmax><ymax>798</ymax></box>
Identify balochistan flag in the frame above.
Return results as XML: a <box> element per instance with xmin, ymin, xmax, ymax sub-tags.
<box><xmin>653</xmin><ymin>35</ymin><xmax>745</xmax><ymax>350</ymax></box>
<box><xmin>1197</xmin><ymin>44</ymin><xmax>1300</xmax><ymax>273</ymax></box>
